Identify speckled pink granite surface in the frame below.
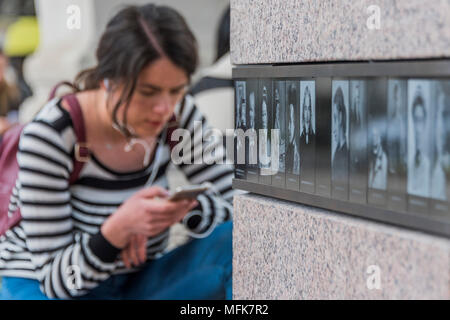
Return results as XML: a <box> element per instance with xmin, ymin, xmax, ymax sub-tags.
<box><xmin>233</xmin><ymin>194</ymin><xmax>450</xmax><ymax>299</ymax></box>
<box><xmin>230</xmin><ymin>0</ymin><xmax>450</xmax><ymax>64</ymax></box>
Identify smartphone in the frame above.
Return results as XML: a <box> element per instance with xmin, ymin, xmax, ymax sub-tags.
<box><xmin>168</xmin><ymin>184</ymin><xmax>210</xmax><ymax>201</ymax></box>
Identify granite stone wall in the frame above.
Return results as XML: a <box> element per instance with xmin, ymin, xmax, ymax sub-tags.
<box><xmin>231</xmin><ymin>0</ymin><xmax>450</xmax><ymax>64</ymax></box>
<box><xmin>233</xmin><ymin>194</ymin><xmax>450</xmax><ymax>299</ymax></box>
<box><xmin>230</xmin><ymin>0</ymin><xmax>450</xmax><ymax>299</ymax></box>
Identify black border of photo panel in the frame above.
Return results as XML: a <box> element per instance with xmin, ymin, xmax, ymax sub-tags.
<box><xmin>407</xmin><ymin>79</ymin><xmax>432</xmax><ymax>215</ymax></box>
<box><xmin>258</xmin><ymin>78</ymin><xmax>273</xmax><ymax>185</ymax></box>
<box><xmin>299</xmin><ymin>78</ymin><xmax>317</xmax><ymax>195</ymax></box>
<box><xmin>331</xmin><ymin>78</ymin><xmax>350</xmax><ymax>201</ymax></box>
<box><xmin>315</xmin><ymin>78</ymin><xmax>332</xmax><ymax>198</ymax></box>
<box><xmin>348</xmin><ymin>78</ymin><xmax>368</xmax><ymax>205</ymax></box>
<box><xmin>245</xmin><ymin>78</ymin><xmax>259</xmax><ymax>183</ymax></box>
<box><xmin>367</xmin><ymin>78</ymin><xmax>388</xmax><ymax>208</ymax></box>
<box><xmin>234</xmin><ymin>79</ymin><xmax>247</xmax><ymax>180</ymax></box>
<box><xmin>285</xmin><ymin>79</ymin><xmax>301</xmax><ymax>191</ymax></box>
<box><xmin>386</xmin><ymin>78</ymin><xmax>408</xmax><ymax>212</ymax></box>
<box><xmin>232</xmin><ymin>60</ymin><xmax>450</xmax><ymax>238</ymax></box>
<box><xmin>430</xmin><ymin>79</ymin><xmax>450</xmax><ymax>218</ymax></box>
<box><xmin>271</xmin><ymin>79</ymin><xmax>287</xmax><ymax>189</ymax></box>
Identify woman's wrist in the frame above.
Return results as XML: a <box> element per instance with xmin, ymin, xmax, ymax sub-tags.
<box><xmin>100</xmin><ymin>215</ymin><xmax>130</xmax><ymax>249</ymax></box>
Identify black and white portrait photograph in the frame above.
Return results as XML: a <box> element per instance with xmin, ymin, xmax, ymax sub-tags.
<box><xmin>285</xmin><ymin>80</ymin><xmax>300</xmax><ymax>191</ymax></box>
<box><xmin>272</xmin><ymin>80</ymin><xmax>286</xmax><ymax>188</ymax></box>
<box><xmin>367</xmin><ymin>79</ymin><xmax>388</xmax><ymax>206</ymax></box>
<box><xmin>349</xmin><ymin>80</ymin><xmax>367</xmax><ymax>204</ymax></box>
<box><xmin>236</xmin><ymin>81</ymin><xmax>246</xmax><ymax>130</ymax></box>
<box><xmin>315</xmin><ymin>78</ymin><xmax>332</xmax><ymax>198</ymax></box>
<box><xmin>368</xmin><ymin>126</ymin><xmax>388</xmax><ymax>189</ymax></box>
<box><xmin>259</xmin><ymin>80</ymin><xmax>273</xmax><ymax>184</ymax></box>
<box><xmin>368</xmin><ymin>88</ymin><xmax>387</xmax><ymax>190</ymax></box>
<box><xmin>245</xmin><ymin>79</ymin><xmax>259</xmax><ymax>182</ymax></box>
<box><xmin>386</xmin><ymin>79</ymin><xmax>408</xmax><ymax>210</ymax></box>
<box><xmin>234</xmin><ymin>81</ymin><xmax>247</xmax><ymax>179</ymax></box>
<box><xmin>299</xmin><ymin>80</ymin><xmax>316</xmax><ymax>194</ymax></box>
<box><xmin>331</xmin><ymin>80</ymin><xmax>349</xmax><ymax>200</ymax></box>
<box><xmin>430</xmin><ymin>80</ymin><xmax>450</xmax><ymax>210</ymax></box>
<box><xmin>407</xmin><ymin>79</ymin><xmax>431</xmax><ymax>200</ymax></box>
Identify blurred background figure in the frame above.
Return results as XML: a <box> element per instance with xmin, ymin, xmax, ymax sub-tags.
<box><xmin>189</xmin><ymin>5</ymin><xmax>233</xmax><ymax>132</ymax></box>
<box><xmin>0</xmin><ymin>0</ymin><xmax>38</xmax><ymax>135</ymax></box>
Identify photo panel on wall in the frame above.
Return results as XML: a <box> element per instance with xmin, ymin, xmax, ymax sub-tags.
<box><xmin>258</xmin><ymin>79</ymin><xmax>273</xmax><ymax>185</ymax></box>
<box><xmin>299</xmin><ymin>80</ymin><xmax>316</xmax><ymax>195</ymax></box>
<box><xmin>430</xmin><ymin>80</ymin><xmax>450</xmax><ymax>218</ymax></box>
<box><xmin>331</xmin><ymin>79</ymin><xmax>350</xmax><ymax>201</ymax></box>
<box><xmin>285</xmin><ymin>80</ymin><xmax>301</xmax><ymax>191</ymax></box>
<box><xmin>349</xmin><ymin>79</ymin><xmax>368</xmax><ymax>205</ymax></box>
<box><xmin>367</xmin><ymin>78</ymin><xmax>388</xmax><ymax>207</ymax></box>
<box><xmin>272</xmin><ymin>80</ymin><xmax>286</xmax><ymax>189</ymax></box>
<box><xmin>315</xmin><ymin>78</ymin><xmax>332</xmax><ymax>198</ymax></box>
<box><xmin>245</xmin><ymin>78</ymin><xmax>259</xmax><ymax>183</ymax></box>
<box><xmin>235</xmin><ymin>80</ymin><xmax>247</xmax><ymax>180</ymax></box>
<box><xmin>407</xmin><ymin>79</ymin><xmax>432</xmax><ymax>214</ymax></box>
<box><xmin>386</xmin><ymin>79</ymin><xmax>408</xmax><ymax>212</ymax></box>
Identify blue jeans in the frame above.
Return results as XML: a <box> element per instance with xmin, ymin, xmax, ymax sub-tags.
<box><xmin>0</xmin><ymin>221</ymin><xmax>232</xmax><ymax>300</ymax></box>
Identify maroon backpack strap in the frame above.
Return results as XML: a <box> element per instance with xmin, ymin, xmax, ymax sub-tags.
<box><xmin>48</xmin><ymin>82</ymin><xmax>88</xmax><ymax>184</ymax></box>
<box><xmin>63</xmin><ymin>94</ymin><xmax>89</xmax><ymax>185</ymax></box>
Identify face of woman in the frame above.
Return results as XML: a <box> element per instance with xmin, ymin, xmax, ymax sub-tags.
<box><xmin>111</xmin><ymin>57</ymin><xmax>189</xmax><ymax>138</ymax></box>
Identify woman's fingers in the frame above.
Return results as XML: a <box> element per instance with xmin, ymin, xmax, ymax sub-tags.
<box><xmin>136</xmin><ymin>235</ymin><xmax>147</xmax><ymax>264</ymax></box>
<box><xmin>121</xmin><ymin>247</ymin><xmax>131</xmax><ymax>269</ymax></box>
<box><xmin>144</xmin><ymin>199</ymin><xmax>198</xmax><ymax>216</ymax></box>
<box><xmin>121</xmin><ymin>235</ymin><xmax>148</xmax><ymax>268</ymax></box>
<box><xmin>138</xmin><ymin>186</ymin><xmax>170</xmax><ymax>199</ymax></box>
<box><xmin>128</xmin><ymin>237</ymin><xmax>140</xmax><ymax>267</ymax></box>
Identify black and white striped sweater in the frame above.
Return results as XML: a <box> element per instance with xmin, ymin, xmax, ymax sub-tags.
<box><xmin>0</xmin><ymin>94</ymin><xmax>234</xmax><ymax>299</ymax></box>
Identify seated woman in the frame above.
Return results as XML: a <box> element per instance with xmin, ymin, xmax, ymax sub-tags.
<box><xmin>0</xmin><ymin>4</ymin><xmax>234</xmax><ymax>300</ymax></box>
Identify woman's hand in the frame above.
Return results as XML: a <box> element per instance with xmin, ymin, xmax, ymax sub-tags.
<box><xmin>101</xmin><ymin>186</ymin><xmax>198</xmax><ymax>249</ymax></box>
<box><xmin>121</xmin><ymin>234</ymin><xmax>147</xmax><ymax>268</ymax></box>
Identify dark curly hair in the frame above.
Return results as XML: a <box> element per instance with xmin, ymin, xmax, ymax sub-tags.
<box><xmin>71</xmin><ymin>4</ymin><xmax>198</xmax><ymax>137</ymax></box>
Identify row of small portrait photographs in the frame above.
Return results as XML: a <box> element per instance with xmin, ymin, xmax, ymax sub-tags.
<box><xmin>234</xmin><ymin>78</ymin><xmax>450</xmax><ymax>217</ymax></box>
<box><xmin>234</xmin><ymin>79</ymin><xmax>317</xmax><ymax>193</ymax></box>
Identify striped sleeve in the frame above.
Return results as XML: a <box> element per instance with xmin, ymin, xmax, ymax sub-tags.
<box><xmin>17</xmin><ymin>120</ymin><xmax>120</xmax><ymax>299</ymax></box>
<box><xmin>173</xmin><ymin>95</ymin><xmax>236</xmax><ymax>238</ymax></box>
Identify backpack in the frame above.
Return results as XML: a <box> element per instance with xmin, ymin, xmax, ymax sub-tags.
<box><xmin>0</xmin><ymin>82</ymin><xmax>185</xmax><ymax>237</ymax></box>
<box><xmin>0</xmin><ymin>83</ymin><xmax>89</xmax><ymax>237</ymax></box>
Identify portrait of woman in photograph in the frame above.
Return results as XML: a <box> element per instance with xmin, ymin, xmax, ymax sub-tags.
<box><xmin>259</xmin><ymin>85</ymin><xmax>271</xmax><ymax>173</ymax></box>
<box><xmin>299</xmin><ymin>81</ymin><xmax>316</xmax><ymax>193</ymax></box>
<box><xmin>286</xmin><ymin>83</ymin><xmax>300</xmax><ymax>177</ymax></box>
<box><xmin>431</xmin><ymin>81</ymin><xmax>450</xmax><ymax>201</ymax></box>
<box><xmin>386</xmin><ymin>80</ymin><xmax>407</xmax><ymax>193</ymax></box>
<box><xmin>273</xmin><ymin>82</ymin><xmax>286</xmax><ymax>174</ymax></box>
<box><xmin>331</xmin><ymin>81</ymin><xmax>349</xmax><ymax>198</ymax></box>
<box><xmin>368</xmin><ymin>126</ymin><xmax>388</xmax><ymax>190</ymax></box>
<box><xmin>408</xmin><ymin>80</ymin><xmax>431</xmax><ymax>198</ymax></box>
